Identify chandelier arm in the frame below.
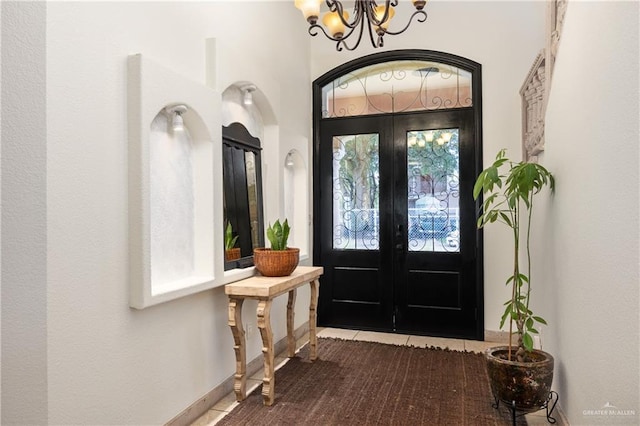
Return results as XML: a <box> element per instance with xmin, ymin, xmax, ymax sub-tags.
<box><xmin>380</xmin><ymin>10</ymin><xmax>427</xmax><ymax>36</ymax></box>
<box><xmin>303</xmin><ymin>0</ymin><xmax>428</xmax><ymax>51</ymax></box>
<box><xmin>344</xmin><ymin>1</ymin><xmax>364</xmax><ymax>30</ymax></box>
<box><xmin>308</xmin><ymin>23</ymin><xmax>345</xmax><ymax>42</ymax></box>
<box><xmin>337</xmin><ymin>17</ymin><xmax>367</xmax><ymax>51</ymax></box>
<box><xmin>309</xmin><ymin>18</ymin><xmax>362</xmax><ymax>46</ymax></box>
<box><xmin>365</xmin><ymin>10</ymin><xmax>382</xmax><ymax>48</ymax></box>
<box><xmin>325</xmin><ymin>0</ymin><xmax>337</xmax><ymax>12</ymax></box>
<box><xmin>367</xmin><ymin>0</ymin><xmax>392</xmax><ymax>26</ymax></box>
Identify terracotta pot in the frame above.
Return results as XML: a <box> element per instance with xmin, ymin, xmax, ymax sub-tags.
<box><xmin>225</xmin><ymin>248</ymin><xmax>241</xmax><ymax>262</ymax></box>
<box><xmin>485</xmin><ymin>346</ymin><xmax>554</xmax><ymax>412</ymax></box>
<box><xmin>253</xmin><ymin>248</ymin><xmax>299</xmax><ymax>277</ymax></box>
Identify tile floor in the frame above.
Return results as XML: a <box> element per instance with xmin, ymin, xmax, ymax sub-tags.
<box><xmin>191</xmin><ymin>327</ymin><xmax>561</xmax><ymax>425</ymax></box>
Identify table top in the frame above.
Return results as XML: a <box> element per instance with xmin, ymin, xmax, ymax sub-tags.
<box><xmin>225</xmin><ymin>266</ymin><xmax>323</xmax><ymax>299</ymax></box>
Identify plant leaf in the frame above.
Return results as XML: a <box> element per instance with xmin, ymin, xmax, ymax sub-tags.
<box><xmin>266</xmin><ymin>222</ymin><xmax>276</xmax><ymax>248</ymax></box>
<box><xmin>533</xmin><ymin>316</ymin><xmax>547</xmax><ymax>325</ymax></box>
<box><xmin>274</xmin><ymin>220</ymin><xmax>283</xmax><ymax>250</ymax></box>
<box><xmin>282</xmin><ymin>219</ymin><xmax>290</xmax><ymax>249</ymax></box>
<box><xmin>522</xmin><ymin>333</ymin><xmax>534</xmax><ymax>351</ymax></box>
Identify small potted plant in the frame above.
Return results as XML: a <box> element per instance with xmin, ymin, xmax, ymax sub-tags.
<box><xmin>473</xmin><ymin>149</ymin><xmax>555</xmax><ymax>412</ymax></box>
<box><xmin>224</xmin><ymin>222</ymin><xmax>241</xmax><ymax>262</ymax></box>
<box><xmin>253</xmin><ymin>219</ymin><xmax>299</xmax><ymax>277</ymax></box>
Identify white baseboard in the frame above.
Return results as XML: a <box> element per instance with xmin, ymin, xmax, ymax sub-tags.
<box><xmin>484</xmin><ymin>329</ymin><xmax>511</xmax><ymax>343</ymax></box>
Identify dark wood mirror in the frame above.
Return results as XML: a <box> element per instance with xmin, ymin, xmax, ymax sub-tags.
<box><xmin>222</xmin><ymin>123</ymin><xmax>265</xmax><ymax>270</ymax></box>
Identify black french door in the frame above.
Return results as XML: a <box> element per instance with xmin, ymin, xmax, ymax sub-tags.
<box><xmin>315</xmin><ymin>109</ymin><xmax>483</xmax><ymax>339</ymax></box>
<box><xmin>316</xmin><ymin>115</ymin><xmax>395</xmax><ymax>329</ymax></box>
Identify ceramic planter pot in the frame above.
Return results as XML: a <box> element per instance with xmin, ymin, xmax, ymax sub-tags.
<box><xmin>253</xmin><ymin>248</ymin><xmax>299</xmax><ymax>277</ymax></box>
<box><xmin>485</xmin><ymin>346</ymin><xmax>554</xmax><ymax>412</ymax></box>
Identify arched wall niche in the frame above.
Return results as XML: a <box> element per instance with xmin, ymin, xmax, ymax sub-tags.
<box><xmin>284</xmin><ymin>149</ymin><xmax>309</xmax><ymax>257</ymax></box>
<box><xmin>128</xmin><ymin>54</ymin><xmax>222</xmax><ymax>309</ymax></box>
<box><xmin>149</xmin><ymin>104</ymin><xmax>214</xmax><ymax>290</ymax></box>
<box><xmin>221</xmin><ymin>84</ymin><xmax>264</xmax><ymax>139</ymax></box>
<box><xmin>222</xmin><ymin>80</ymin><xmax>309</xmax><ymax>282</ymax></box>
<box><xmin>219</xmin><ymin>80</ymin><xmax>278</xmax><ymax>282</ymax></box>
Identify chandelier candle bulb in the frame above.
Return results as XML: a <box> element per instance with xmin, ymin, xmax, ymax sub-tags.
<box><xmin>323</xmin><ymin>10</ymin><xmax>348</xmax><ymax>39</ymax></box>
<box><xmin>294</xmin><ymin>0</ymin><xmax>322</xmax><ymax>24</ymax></box>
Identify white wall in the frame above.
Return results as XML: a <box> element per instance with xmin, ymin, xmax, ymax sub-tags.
<box><xmin>309</xmin><ymin>1</ymin><xmax>547</xmax><ymax>332</ymax></box>
<box><xmin>1</xmin><ymin>2</ymin><xmax>48</xmax><ymax>424</ymax></box>
<box><xmin>534</xmin><ymin>1</ymin><xmax>639</xmax><ymax>423</ymax></box>
<box><xmin>5</xmin><ymin>2</ymin><xmax>312</xmax><ymax>424</ymax></box>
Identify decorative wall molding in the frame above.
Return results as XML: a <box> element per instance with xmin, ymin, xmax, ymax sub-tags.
<box><xmin>521</xmin><ymin>0</ymin><xmax>567</xmax><ymax>162</ymax></box>
<box><xmin>548</xmin><ymin>0</ymin><xmax>568</xmax><ymax>76</ymax></box>
<box><xmin>520</xmin><ymin>51</ymin><xmax>546</xmax><ymax>162</ymax></box>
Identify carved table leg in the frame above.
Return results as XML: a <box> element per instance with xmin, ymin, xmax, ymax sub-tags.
<box><xmin>287</xmin><ymin>289</ymin><xmax>297</xmax><ymax>357</ymax></box>
<box><xmin>257</xmin><ymin>299</ymin><xmax>274</xmax><ymax>406</ymax></box>
<box><xmin>228</xmin><ymin>297</ymin><xmax>246</xmax><ymax>401</ymax></box>
<box><xmin>309</xmin><ymin>279</ymin><xmax>319</xmax><ymax>361</ymax></box>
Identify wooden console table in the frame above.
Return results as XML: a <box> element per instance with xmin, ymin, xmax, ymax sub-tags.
<box><xmin>225</xmin><ymin>266</ymin><xmax>323</xmax><ymax>406</ymax></box>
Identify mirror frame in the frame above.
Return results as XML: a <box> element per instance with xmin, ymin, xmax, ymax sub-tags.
<box><xmin>222</xmin><ymin>122</ymin><xmax>265</xmax><ymax>270</ymax></box>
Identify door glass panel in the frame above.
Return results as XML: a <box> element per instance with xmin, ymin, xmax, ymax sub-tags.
<box><xmin>407</xmin><ymin>128</ymin><xmax>460</xmax><ymax>252</ymax></box>
<box><xmin>332</xmin><ymin>134</ymin><xmax>380</xmax><ymax>250</ymax></box>
<box><xmin>322</xmin><ymin>60</ymin><xmax>472</xmax><ymax>118</ymax></box>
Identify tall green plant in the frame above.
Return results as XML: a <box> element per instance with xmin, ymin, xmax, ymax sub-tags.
<box><xmin>266</xmin><ymin>219</ymin><xmax>290</xmax><ymax>251</ymax></box>
<box><xmin>473</xmin><ymin>149</ymin><xmax>555</xmax><ymax>362</ymax></box>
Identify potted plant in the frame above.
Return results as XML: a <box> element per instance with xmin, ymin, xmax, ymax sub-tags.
<box><xmin>224</xmin><ymin>221</ymin><xmax>241</xmax><ymax>262</ymax></box>
<box><xmin>473</xmin><ymin>149</ymin><xmax>555</xmax><ymax>412</ymax></box>
<box><xmin>253</xmin><ymin>219</ymin><xmax>299</xmax><ymax>277</ymax></box>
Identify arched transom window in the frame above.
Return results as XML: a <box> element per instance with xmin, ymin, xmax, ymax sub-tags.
<box><xmin>321</xmin><ymin>60</ymin><xmax>473</xmax><ymax>118</ymax></box>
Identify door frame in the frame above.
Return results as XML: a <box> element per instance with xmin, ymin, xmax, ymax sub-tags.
<box><xmin>312</xmin><ymin>49</ymin><xmax>485</xmax><ymax>339</ymax></box>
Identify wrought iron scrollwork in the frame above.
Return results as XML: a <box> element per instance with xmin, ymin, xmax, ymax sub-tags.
<box><xmin>407</xmin><ymin>129</ymin><xmax>460</xmax><ymax>253</ymax></box>
<box><xmin>305</xmin><ymin>0</ymin><xmax>428</xmax><ymax>52</ymax></box>
<box><xmin>332</xmin><ymin>134</ymin><xmax>380</xmax><ymax>250</ymax></box>
<box><xmin>323</xmin><ymin>61</ymin><xmax>473</xmax><ymax>119</ymax></box>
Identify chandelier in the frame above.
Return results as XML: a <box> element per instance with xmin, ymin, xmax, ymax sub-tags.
<box><xmin>294</xmin><ymin>0</ymin><xmax>428</xmax><ymax>51</ymax></box>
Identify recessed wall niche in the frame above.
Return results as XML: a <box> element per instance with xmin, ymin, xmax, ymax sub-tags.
<box><xmin>284</xmin><ymin>149</ymin><xmax>309</xmax><ymax>258</ymax></box>
<box><xmin>128</xmin><ymin>54</ymin><xmax>223</xmax><ymax>309</ymax></box>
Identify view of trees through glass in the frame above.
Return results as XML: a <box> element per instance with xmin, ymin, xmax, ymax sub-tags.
<box><xmin>331</xmin><ymin>128</ymin><xmax>459</xmax><ymax>252</ymax></box>
<box><xmin>407</xmin><ymin>128</ymin><xmax>460</xmax><ymax>252</ymax></box>
<box><xmin>332</xmin><ymin>133</ymin><xmax>380</xmax><ymax>250</ymax></box>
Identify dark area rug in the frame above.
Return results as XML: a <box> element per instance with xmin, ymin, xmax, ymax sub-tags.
<box><xmin>217</xmin><ymin>338</ymin><xmax>525</xmax><ymax>425</ymax></box>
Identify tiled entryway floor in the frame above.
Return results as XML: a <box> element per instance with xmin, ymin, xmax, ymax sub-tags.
<box><xmin>191</xmin><ymin>327</ymin><xmax>561</xmax><ymax>425</ymax></box>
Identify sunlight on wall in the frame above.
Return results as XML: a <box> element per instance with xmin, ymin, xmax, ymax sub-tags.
<box><xmin>150</xmin><ymin>111</ymin><xmax>195</xmax><ymax>285</ymax></box>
